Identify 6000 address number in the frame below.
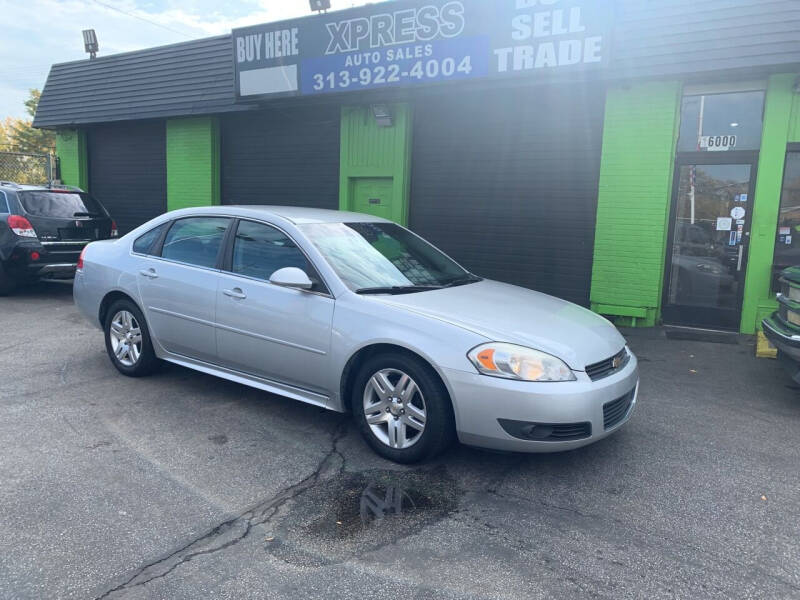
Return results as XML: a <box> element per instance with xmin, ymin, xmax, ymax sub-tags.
<box><xmin>311</xmin><ymin>56</ymin><xmax>473</xmax><ymax>91</ymax></box>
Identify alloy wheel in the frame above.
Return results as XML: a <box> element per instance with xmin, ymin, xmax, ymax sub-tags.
<box><xmin>363</xmin><ymin>368</ymin><xmax>427</xmax><ymax>449</ymax></box>
<box><xmin>108</xmin><ymin>310</ymin><xmax>143</xmax><ymax>367</ymax></box>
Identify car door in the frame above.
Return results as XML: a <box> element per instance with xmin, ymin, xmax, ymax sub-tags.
<box><xmin>215</xmin><ymin>219</ymin><xmax>334</xmax><ymax>394</ymax></box>
<box><xmin>136</xmin><ymin>216</ymin><xmax>231</xmax><ymax>363</ymax></box>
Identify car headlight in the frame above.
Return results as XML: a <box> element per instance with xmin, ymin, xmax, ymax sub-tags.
<box><xmin>467</xmin><ymin>343</ymin><xmax>576</xmax><ymax>382</ymax></box>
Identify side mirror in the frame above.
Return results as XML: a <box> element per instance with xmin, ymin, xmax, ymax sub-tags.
<box><xmin>269</xmin><ymin>267</ymin><xmax>313</xmax><ymax>290</ymax></box>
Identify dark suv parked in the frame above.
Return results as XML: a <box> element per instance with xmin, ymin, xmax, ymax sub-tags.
<box><xmin>0</xmin><ymin>181</ymin><xmax>117</xmax><ymax>294</ymax></box>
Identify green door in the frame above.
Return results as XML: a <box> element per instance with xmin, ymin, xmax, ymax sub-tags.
<box><xmin>351</xmin><ymin>177</ymin><xmax>394</xmax><ymax>221</ymax></box>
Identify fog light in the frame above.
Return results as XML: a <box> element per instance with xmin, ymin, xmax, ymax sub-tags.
<box><xmin>30</xmin><ymin>251</ymin><xmax>40</xmax><ymax>261</ymax></box>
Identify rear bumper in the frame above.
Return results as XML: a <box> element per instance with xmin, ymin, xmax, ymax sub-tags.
<box><xmin>31</xmin><ymin>262</ymin><xmax>78</xmax><ymax>279</ymax></box>
<box><xmin>444</xmin><ymin>352</ymin><xmax>640</xmax><ymax>453</ymax></box>
<box><xmin>2</xmin><ymin>240</ymin><xmax>85</xmax><ymax>281</ymax></box>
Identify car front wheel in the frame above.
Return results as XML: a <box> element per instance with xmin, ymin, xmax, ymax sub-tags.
<box><xmin>104</xmin><ymin>299</ymin><xmax>159</xmax><ymax>377</ymax></box>
<box><xmin>352</xmin><ymin>353</ymin><xmax>456</xmax><ymax>463</ymax></box>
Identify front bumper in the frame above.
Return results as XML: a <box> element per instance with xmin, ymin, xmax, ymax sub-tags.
<box><xmin>762</xmin><ymin>316</ymin><xmax>800</xmax><ymax>357</ymax></box>
<box><xmin>444</xmin><ymin>352</ymin><xmax>639</xmax><ymax>453</ymax></box>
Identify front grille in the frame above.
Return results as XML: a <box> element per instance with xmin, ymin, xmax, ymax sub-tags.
<box><xmin>782</xmin><ymin>281</ymin><xmax>800</xmax><ymax>302</ymax></box>
<box><xmin>603</xmin><ymin>389</ymin><xmax>636</xmax><ymax>430</ymax></box>
<box><xmin>586</xmin><ymin>348</ymin><xmax>629</xmax><ymax>381</ymax></box>
<box><xmin>498</xmin><ymin>419</ymin><xmax>591</xmax><ymax>442</ymax></box>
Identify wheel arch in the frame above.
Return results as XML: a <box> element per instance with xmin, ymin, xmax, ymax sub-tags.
<box><xmin>98</xmin><ymin>290</ymin><xmax>143</xmax><ymax>328</ymax></box>
<box><xmin>339</xmin><ymin>342</ymin><xmax>456</xmax><ymax>419</ymax></box>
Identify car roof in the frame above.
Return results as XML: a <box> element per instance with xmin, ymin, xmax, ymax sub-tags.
<box><xmin>173</xmin><ymin>205</ymin><xmax>392</xmax><ymax>225</ymax></box>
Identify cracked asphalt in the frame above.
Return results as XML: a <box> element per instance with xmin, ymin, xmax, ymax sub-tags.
<box><xmin>1</xmin><ymin>283</ymin><xmax>799</xmax><ymax>599</ymax></box>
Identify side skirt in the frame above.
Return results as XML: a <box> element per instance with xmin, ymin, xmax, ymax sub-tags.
<box><xmin>158</xmin><ymin>351</ymin><xmax>337</xmax><ymax>412</ymax></box>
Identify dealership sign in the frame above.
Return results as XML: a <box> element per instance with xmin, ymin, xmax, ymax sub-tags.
<box><xmin>232</xmin><ymin>0</ymin><xmax>609</xmax><ymax>100</ymax></box>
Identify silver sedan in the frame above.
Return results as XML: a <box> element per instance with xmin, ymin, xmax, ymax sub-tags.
<box><xmin>74</xmin><ymin>206</ymin><xmax>639</xmax><ymax>463</ymax></box>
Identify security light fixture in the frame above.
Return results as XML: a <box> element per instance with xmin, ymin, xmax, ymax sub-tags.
<box><xmin>83</xmin><ymin>29</ymin><xmax>99</xmax><ymax>59</ymax></box>
<box><xmin>371</xmin><ymin>104</ymin><xmax>393</xmax><ymax>127</ymax></box>
<box><xmin>309</xmin><ymin>0</ymin><xmax>331</xmax><ymax>13</ymax></box>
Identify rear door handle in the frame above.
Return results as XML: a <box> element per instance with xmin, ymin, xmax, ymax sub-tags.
<box><xmin>139</xmin><ymin>268</ymin><xmax>158</xmax><ymax>279</ymax></box>
<box><xmin>223</xmin><ymin>287</ymin><xmax>247</xmax><ymax>300</ymax></box>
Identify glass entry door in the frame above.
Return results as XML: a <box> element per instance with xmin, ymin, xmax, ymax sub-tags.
<box><xmin>662</xmin><ymin>159</ymin><xmax>757</xmax><ymax>330</ymax></box>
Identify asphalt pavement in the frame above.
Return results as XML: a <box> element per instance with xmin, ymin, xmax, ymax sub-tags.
<box><xmin>0</xmin><ymin>283</ymin><xmax>798</xmax><ymax>599</ymax></box>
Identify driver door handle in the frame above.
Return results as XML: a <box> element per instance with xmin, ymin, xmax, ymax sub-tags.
<box><xmin>139</xmin><ymin>268</ymin><xmax>158</xmax><ymax>279</ymax></box>
<box><xmin>223</xmin><ymin>287</ymin><xmax>247</xmax><ymax>300</ymax></box>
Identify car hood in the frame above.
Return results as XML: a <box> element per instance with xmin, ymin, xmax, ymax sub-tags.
<box><xmin>373</xmin><ymin>279</ymin><xmax>626</xmax><ymax>370</ymax></box>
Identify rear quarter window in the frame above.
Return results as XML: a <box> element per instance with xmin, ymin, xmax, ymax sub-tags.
<box><xmin>132</xmin><ymin>223</ymin><xmax>167</xmax><ymax>255</ymax></box>
<box><xmin>0</xmin><ymin>191</ymin><xmax>8</xmax><ymax>214</ymax></box>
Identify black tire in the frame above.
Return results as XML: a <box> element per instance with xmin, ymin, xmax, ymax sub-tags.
<box><xmin>103</xmin><ymin>298</ymin><xmax>160</xmax><ymax>377</ymax></box>
<box><xmin>0</xmin><ymin>263</ymin><xmax>16</xmax><ymax>296</ymax></box>
<box><xmin>352</xmin><ymin>352</ymin><xmax>456</xmax><ymax>464</ymax></box>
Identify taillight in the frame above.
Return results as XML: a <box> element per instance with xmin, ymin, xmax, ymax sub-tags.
<box><xmin>77</xmin><ymin>246</ymin><xmax>87</xmax><ymax>270</ymax></box>
<box><xmin>7</xmin><ymin>215</ymin><xmax>37</xmax><ymax>238</ymax></box>
<box><xmin>111</xmin><ymin>220</ymin><xmax>119</xmax><ymax>238</ymax></box>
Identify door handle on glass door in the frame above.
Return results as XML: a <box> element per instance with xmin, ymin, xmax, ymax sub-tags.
<box><xmin>737</xmin><ymin>245</ymin><xmax>744</xmax><ymax>272</ymax></box>
<box><xmin>139</xmin><ymin>268</ymin><xmax>158</xmax><ymax>279</ymax></box>
<box><xmin>223</xmin><ymin>288</ymin><xmax>247</xmax><ymax>300</ymax></box>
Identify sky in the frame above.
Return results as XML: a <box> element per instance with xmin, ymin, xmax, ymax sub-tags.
<box><xmin>0</xmin><ymin>0</ymin><xmax>372</xmax><ymax>121</ymax></box>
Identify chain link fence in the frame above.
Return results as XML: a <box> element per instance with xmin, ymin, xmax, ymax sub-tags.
<box><xmin>0</xmin><ymin>151</ymin><xmax>55</xmax><ymax>185</ymax></box>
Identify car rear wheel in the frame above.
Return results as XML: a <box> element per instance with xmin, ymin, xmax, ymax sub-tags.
<box><xmin>352</xmin><ymin>353</ymin><xmax>456</xmax><ymax>463</ymax></box>
<box><xmin>0</xmin><ymin>263</ymin><xmax>16</xmax><ymax>296</ymax></box>
<box><xmin>104</xmin><ymin>299</ymin><xmax>159</xmax><ymax>377</ymax></box>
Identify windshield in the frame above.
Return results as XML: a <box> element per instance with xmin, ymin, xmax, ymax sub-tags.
<box><xmin>301</xmin><ymin>222</ymin><xmax>472</xmax><ymax>291</ymax></box>
<box><xmin>18</xmin><ymin>191</ymin><xmax>106</xmax><ymax>218</ymax></box>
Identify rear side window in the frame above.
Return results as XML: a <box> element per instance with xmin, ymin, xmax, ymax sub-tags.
<box><xmin>0</xmin><ymin>192</ymin><xmax>8</xmax><ymax>214</ymax></box>
<box><xmin>161</xmin><ymin>217</ymin><xmax>230</xmax><ymax>268</ymax></box>
<box><xmin>132</xmin><ymin>223</ymin><xmax>167</xmax><ymax>255</ymax></box>
<box><xmin>18</xmin><ymin>191</ymin><xmax>105</xmax><ymax>218</ymax></box>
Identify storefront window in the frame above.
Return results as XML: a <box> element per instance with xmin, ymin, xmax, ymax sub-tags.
<box><xmin>773</xmin><ymin>152</ymin><xmax>800</xmax><ymax>276</ymax></box>
<box><xmin>677</xmin><ymin>91</ymin><xmax>765</xmax><ymax>152</ymax></box>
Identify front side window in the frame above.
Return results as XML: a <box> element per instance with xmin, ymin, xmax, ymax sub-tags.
<box><xmin>301</xmin><ymin>222</ymin><xmax>471</xmax><ymax>292</ymax></box>
<box><xmin>18</xmin><ymin>191</ymin><xmax>105</xmax><ymax>218</ymax></box>
<box><xmin>230</xmin><ymin>220</ymin><xmax>325</xmax><ymax>291</ymax></box>
<box><xmin>161</xmin><ymin>217</ymin><xmax>230</xmax><ymax>268</ymax></box>
<box><xmin>774</xmin><ymin>152</ymin><xmax>800</xmax><ymax>274</ymax></box>
<box><xmin>132</xmin><ymin>223</ymin><xmax>167</xmax><ymax>255</ymax></box>
<box><xmin>677</xmin><ymin>91</ymin><xmax>765</xmax><ymax>153</ymax></box>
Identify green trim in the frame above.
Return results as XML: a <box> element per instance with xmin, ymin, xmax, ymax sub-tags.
<box><xmin>591</xmin><ymin>304</ymin><xmax>649</xmax><ymax>319</ymax></box>
<box><xmin>789</xmin><ymin>87</ymin><xmax>800</xmax><ymax>143</ymax></box>
<box><xmin>55</xmin><ymin>129</ymin><xmax>88</xmax><ymax>190</ymax></box>
<box><xmin>166</xmin><ymin>117</ymin><xmax>220</xmax><ymax>211</ymax></box>
<box><xmin>740</xmin><ymin>74</ymin><xmax>796</xmax><ymax>334</ymax></box>
<box><xmin>590</xmin><ymin>81</ymin><xmax>682</xmax><ymax>328</ymax></box>
<box><xmin>339</xmin><ymin>103</ymin><xmax>412</xmax><ymax>225</ymax></box>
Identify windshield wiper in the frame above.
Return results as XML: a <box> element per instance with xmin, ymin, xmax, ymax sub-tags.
<box><xmin>355</xmin><ymin>285</ymin><xmax>444</xmax><ymax>295</ymax></box>
<box><xmin>441</xmin><ymin>274</ymin><xmax>483</xmax><ymax>288</ymax></box>
<box><xmin>73</xmin><ymin>211</ymin><xmax>104</xmax><ymax>218</ymax></box>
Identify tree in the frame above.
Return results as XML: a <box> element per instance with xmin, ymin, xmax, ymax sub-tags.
<box><xmin>3</xmin><ymin>89</ymin><xmax>55</xmax><ymax>154</ymax></box>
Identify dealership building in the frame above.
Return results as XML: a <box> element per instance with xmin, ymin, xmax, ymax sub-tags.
<box><xmin>34</xmin><ymin>0</ymin><xmax>800</xmax><ymax>334</ymax></box>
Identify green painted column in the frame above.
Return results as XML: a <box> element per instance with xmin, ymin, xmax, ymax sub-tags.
<box><xmin>166</xmin><ymin>117</ymin><xmax>220</xmax><ymax>211</ymax></box>
<box><xmin>55</xmin><ymin>129</ymin><xmax>88</xmax><ymax>190</ymax></box>
<box><xmin>740</xmin><ymin>74</ymin><xmax>796</xmax><ymax>334</ymax></box>
<box><xmin>790</xmin><ymin>90</ymin><xmax>800</xmax><ymax>143</ymax></box>
<box><xmin>339</xmin><ymin>103</ymin><xmax>412</xmax><ymax>225</ymax></box>
<box><xmin>590</xmin><ymin>81</ymin><xmax>682</xmax><ymax>327</ymax></box>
